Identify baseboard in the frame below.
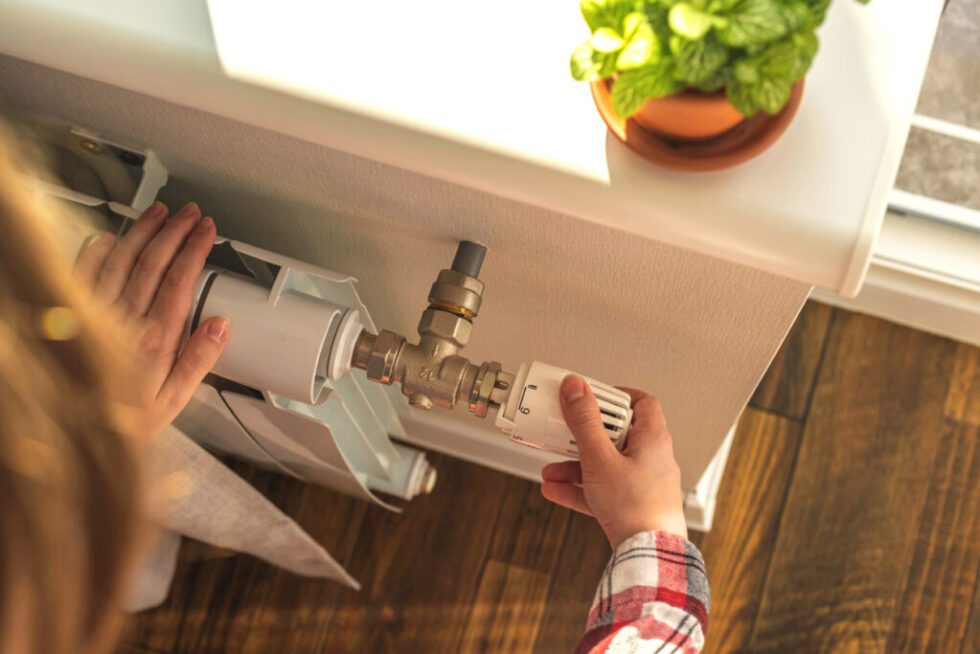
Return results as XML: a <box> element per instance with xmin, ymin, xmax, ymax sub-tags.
<box><xmin>683</xmin><ymin>425</ymin><xmax>735</xmax><ymax>532</ymax></box>
<box><xmin>812</xmin><ymin>211</ymin><xmax>980</xmax><ymax>347</ymax></box>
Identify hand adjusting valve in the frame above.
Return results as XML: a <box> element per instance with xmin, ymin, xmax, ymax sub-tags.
<box><xmin>350</xmin><ymin>241</ymin><xmax>633</xmax><ymax>458</ymax></box>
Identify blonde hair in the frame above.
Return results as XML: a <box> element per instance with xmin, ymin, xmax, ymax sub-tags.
<box><xmin>0</xmin><ymin>124</ymin><xmax>142</xmax><ymax>654</ymax></box>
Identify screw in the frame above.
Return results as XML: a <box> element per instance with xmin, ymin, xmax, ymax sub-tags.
<box><xmin>79</xmin><ymin>139</ymin><xmax>103</xmax><ymax>154</ymax></box>
<box><xmin>409</xmin><ymin>393</ymin><xmax>433</xmax><ymax>410</ymax></box>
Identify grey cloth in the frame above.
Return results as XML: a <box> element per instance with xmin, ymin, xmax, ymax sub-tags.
<box><xmin>126</xmin><ymin>425</ymin><xmax>358</xmax><ymax>611</ymax></box>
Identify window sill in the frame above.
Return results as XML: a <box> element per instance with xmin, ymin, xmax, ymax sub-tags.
<box><xmin>0</xmin><ymin>0</ymin><xmax>945</xmax><ymax>295</ymax></box>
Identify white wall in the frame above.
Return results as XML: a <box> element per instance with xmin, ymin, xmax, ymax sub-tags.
<box><xmin>0</xmin><ymin>56</ymin><xmax>809</xmax><ymax>488</ymax></box>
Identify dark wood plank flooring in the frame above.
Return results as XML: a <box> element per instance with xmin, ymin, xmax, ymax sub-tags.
<box><xmin>119</xmin><ymin>303</ymin><xmax>980</xmax><ymax>653</ymax></box>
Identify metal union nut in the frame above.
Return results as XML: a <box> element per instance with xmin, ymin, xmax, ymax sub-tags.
<box><xmin>428</xmin><ymin>270</ymin><xmax>484</xmax><ymax>317</ymax></box>
<box><xmin>418</xmin><ymin>308</ymin><xmax>472</xmax><ymax>347</ymax></box>
<box><xmin>436</xmin><ymin>270</ymin><xmax>484</xmax><ymax>296</ymax></box>
<box><xmin>468</xmin><ymin>361</ymin><xmax>502</xmax><ymax>418</ymax></box>
<box><xmin>365</xmin><ymin>330</ymin><xmax>405</xmax><ymax>384</ymax></box>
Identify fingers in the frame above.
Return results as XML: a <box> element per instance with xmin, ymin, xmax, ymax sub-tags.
<box><xmin>560</xmin><ymin>375</ymin><xmax>618</xmax><ymax>466</ymax></box>
<box><xmin>156</xmin><ymin>316</ymin><xmax>229</xmax><ymax>417</ymax></box>
<box><xmin>619</xmin><ymin>386</ymin><xmax>667</xmax><ymax>432</ymax></box>
<box><xmin>542</xmin><ymin>460</ymin><xmax>583</xmax><ymax>485</ymax></box>
<box><xmin>142</xmin><ymin>214</ymin><xmax>217</xmax><ymax>396</ymax></box>
<box><xmin>73</xmin><ymin>232</ymin><xmax>116</xmax><ymax>289</ymax></box>
<box><xmin>93</xmin><ymin>202</ymin><xmax>168</xmax><ymax>303</ymax></box>
<box><xmin>146</xmin><ymin>214</ymin><xmax>216</xmax><ymax>330</ymax></box>
<box><xmin>628</xmin><ymin>393</ymin><xmax>667</xmax><ymax>432</ymax></box>
<box><xmin>618</xmin><ymin>387</ymin><xmax>649</xmax><ymax>405</ymax></box>
<box><xmin>623</xmin><ymin>394</ymin><xmax>672</xmax><ymax>457</ymax></box>
<box><xmin>540</xmin><ymin>481</ymin><xmax>593</xmax><ymax>516</ymax></box>
<box><xmin>120</xmin><ymin>203</ymin><xmax>205</xmax><ymax>316</ymax></box>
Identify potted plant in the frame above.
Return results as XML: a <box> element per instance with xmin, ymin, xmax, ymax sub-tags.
<box><xmin>571</xmin><ymin>0</ymin><xmax>868</xmax><ymax>142</ymax></box>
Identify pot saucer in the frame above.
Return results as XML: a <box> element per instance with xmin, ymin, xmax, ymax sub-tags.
<box><xmin>590</xmin><ymin>79</ymin><xmax>804</xmax><ymax>172</ymax></box>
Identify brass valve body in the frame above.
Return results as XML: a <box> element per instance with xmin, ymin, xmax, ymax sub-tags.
<box><xmin>350</xmin><ymin>242</ymin><xmax>514</xmax><ymax>418</ymax></box>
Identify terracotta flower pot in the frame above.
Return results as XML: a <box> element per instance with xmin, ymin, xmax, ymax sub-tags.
<box><xmin>591</xmin><ymin>79</ymin><xmax>804</xmax><ymax>171</ymax></box>
<box><xmin>629</xmin><ymin>89</ymin><xmax>745</xmax><ymax>142</ymax></box>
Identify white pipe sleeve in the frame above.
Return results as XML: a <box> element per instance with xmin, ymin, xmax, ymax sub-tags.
<box><xmin>195</xmin><ymin>272</ymin><xmax>349</xmax><ymax>404</ymax></box>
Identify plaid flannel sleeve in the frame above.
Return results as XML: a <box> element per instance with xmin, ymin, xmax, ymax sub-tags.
<box><xmin>575</xmin><ymin>531</ymin><xmax>710</xmax><ymax>654</ymax></box>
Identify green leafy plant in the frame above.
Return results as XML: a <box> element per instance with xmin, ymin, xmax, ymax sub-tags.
<box><xmin>571</xmin><ymin>0</ymin><xmax>868</xmax><ymax>118</ymax></box>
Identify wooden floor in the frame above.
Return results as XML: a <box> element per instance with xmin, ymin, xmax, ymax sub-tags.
<box><xmin>119</xmin><ymin>304</ymin><xmax>980</xmax><ymax>654</ymax></box>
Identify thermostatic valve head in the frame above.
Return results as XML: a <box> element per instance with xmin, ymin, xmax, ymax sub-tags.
<box><xmin>495</xmin><ymin>361</ymin><xmax>633</xmax><ymax>458</ymax></box>
<box><xmin>348</xmin><ymin>241</ymin><xmax>635</xmax><ymax>461</ymax></box>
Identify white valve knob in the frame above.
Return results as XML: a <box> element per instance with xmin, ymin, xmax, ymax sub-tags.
<box><xmin>494</xmin><ymin>361</ymin><xmax>633</xmax><ymax>458</ymax></box>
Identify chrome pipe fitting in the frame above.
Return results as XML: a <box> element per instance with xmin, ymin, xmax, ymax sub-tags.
<box><xmin>350</xmin><ymin>241</ymin><xmax>514</xmax><ymax>418</ymax></box>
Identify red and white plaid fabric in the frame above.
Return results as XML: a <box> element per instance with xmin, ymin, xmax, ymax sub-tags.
<box><xmin>576</xmin><ymin>531</ymin><xmax>710</xmax><ymax>654</ymax></box>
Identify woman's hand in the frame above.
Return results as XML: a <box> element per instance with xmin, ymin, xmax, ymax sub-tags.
<box><xmin>540</xmin><ymin>376</ymin><xmax>687</xmax><ymax>548</ymax></box>
<box><xmin>73</xmin><ymin>201</ymin><xmax>229</xmax><ymax>437</ymax></box>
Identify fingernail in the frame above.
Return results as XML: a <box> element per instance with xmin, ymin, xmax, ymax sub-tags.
<box><xmin>205</xmin><ymin>317</ymin><xmax>229</xmax><ymax>343</ymax></box>
<box><xmin>176</xmin><ymin>202</ymin><xmax>199</xmax><ymax>218</ymax></box>
<box><xmin>196</xmin><ymin>216</ymin><xmax>214</xmax><ymax>233</ymax></box>
<box><xmin>144</xmin><ymin>201</ymin><xmax>166</xmax><ymax>219</ymax></box>
<box><xmin>561</xmin><ymin>375</ymin><xmax>586</xmax><ymax>403</ymax></box>
<box><xmin>89</xmin><ymin>232</ymin><xmax>114</xmax><ymax>250</ymax></box>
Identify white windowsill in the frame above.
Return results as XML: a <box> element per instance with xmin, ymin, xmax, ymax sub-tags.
<box><xmin>0</xmin><ymin>0</ymin><xmax>944</xmax><ymax>295</ymax></box>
